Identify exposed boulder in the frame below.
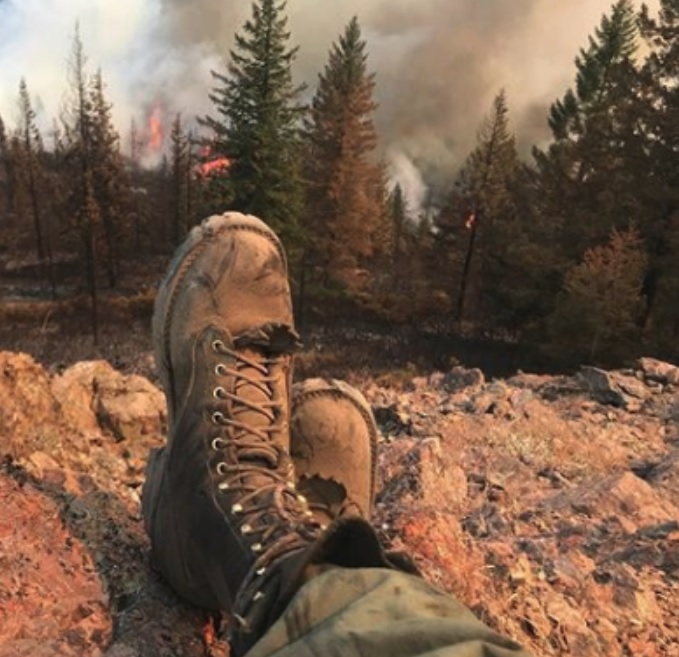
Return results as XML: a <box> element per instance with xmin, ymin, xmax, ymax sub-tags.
<box><xmin>638</xmin><ymin>357</ymin><xmax>679</xmax><ymax>386</ymax></box>
<box><xmin>53</xmin><ymin>361</ymin><xmax>166</xmax><ymax>443</ymax></box>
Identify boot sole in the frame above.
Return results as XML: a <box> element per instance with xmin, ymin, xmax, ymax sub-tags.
<box><xmin>152</xmin><ymin>212</ymin><xmax>288</xmax><ymax>403</ymax></box>
<box><xmin>291</xmin><ymin>378</ymin><xmax>379</xmax><ymax>510</ymax></box>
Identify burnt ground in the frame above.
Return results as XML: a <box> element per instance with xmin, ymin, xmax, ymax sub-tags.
<box><xmin>1</xmin><ymin>347</ymin><xmax>678</xmax><ymax>656</ymax></box>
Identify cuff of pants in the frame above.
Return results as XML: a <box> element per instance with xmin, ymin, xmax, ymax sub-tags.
<box><xmin>243</xmin><ymin>567</ymin><xmax>532</xmax><ymax>657</ymax></box>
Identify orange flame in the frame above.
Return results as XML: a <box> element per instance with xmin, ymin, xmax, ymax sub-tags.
<box><xmin>195</xmin><ymin>144</ymin><xmax>231</xmax><ymax>177</ymax></box>
<box><xmin>197</xmin><ymin>157</ymin><xmax>231</xmax><ymax>177</ymax></box>
<box><xmin>148</xmin><ymin>106</ymin><xmax>164</xmax><ymax>152</ymax></box>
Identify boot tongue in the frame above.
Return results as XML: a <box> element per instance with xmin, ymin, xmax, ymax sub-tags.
<box><xmin>233</xmin><ymin>346</ymin><xmax>281</xmax><ymax>469</ymax></box>
<box><xmin>233</xmin><ymin>323</ymin><xmax>302</xmax><ymax>354</ymax></box>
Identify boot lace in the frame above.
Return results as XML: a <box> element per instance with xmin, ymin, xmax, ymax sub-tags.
<box><xmin>208</xmin><ymin>335</ymin><xmax>320</xmax><ymax>596</ymax></box>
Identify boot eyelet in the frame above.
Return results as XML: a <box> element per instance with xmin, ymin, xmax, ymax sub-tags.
<box><xmin>256</xmin><ymin>567</ymin><xmax>266</xmax><ymax>576</ymax></box>
<box><xmin>212</xmin><ymin>339</ymin><xmax>225</xmax><ymax>352</ymax></box>
<box><xmin>218</xmin><ymin>481</ymin><xmax>230</xmax><ymax>490</ymax></box>
<box><xmin>252</xmin><ymin>543</ymin><xmax>263</xmax><ymax>553</ymax></box>
<box><xmin>213</xmin><ymin>386</ymin><xmax>226</xmax><ymax>400</ymax></box>
<box><xmin>216</xmin><ymin>462</ymin><xmax>229</xmax><ymax>475</ymax></box>
<box><xmin>241</xmin><ymin>524</ymin><xmax>253</xmax><ymax>535</ymax></box>
<box><xmin>212</xmin><ymin>437</ymin><xmax>227</xmax><ymax>451</ymax></box>
<box><xmin>215</xmin><ymin>364</ymin><xmax>228</xmax><ymax>376</ymax></box>
<box><xmin>212</xmin><ymin>411</ymin><xmax>226</xmax><ymax>425</ymax></box>
<box><xmin>252</xmin><ymin>591</ymin><xmax>264</xmax><ymax>602</ymax></box>
<box><xmin>232</xmin><ymin>503</ymin><xmax>243</xmax><ymax>514</ymax></box>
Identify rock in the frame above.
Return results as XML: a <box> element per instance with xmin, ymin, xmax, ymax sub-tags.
<box><xmin>646</xmin><ymin>451</ymin><xmax>679</xmax><ymax>510</ymax></box>
<box><xmin>96</xmin><ymin>372</ymin><xmax>166</xmax><ymax>442</ymax></box>
<box><xmin>615</xmin><ymin>374</ymin><xmax>649</xmax><ymax>401</ymax></box>
<box><xmin>373</xmin><ymin>404</ymin><xmax>412</xmax><ymax>436</ymax></box>
<box><xmin>0</xmin><ymin>352</ymin><xmax>62</xmax><ymax>457</ymax></box>
<box><xmin>442</xmin><ymin>366</ymin><xmax>485</xmax><ymax>393</ymax></box>
<box><xmin>54</xmin><ymin>361</ymin><xmax>166</xmax><ymax>443</ymax></box>
<box><xmin>638</xmin><ymin>357</ymin><xmax>679</xmax><ymax>386</ymax></box>
<box><xmin>579</xmin><ymin>366</ymin><xmax>626</xmax><ymax>406</ymax></box>
<box><xmin>52</xmin><ymin>362</ymin><xmax>105</xmax><ymax>440</ymax></box>
<box><xmin>27</xmin><ymin>451</ymin><xmax>61</xmax><ymax>475</ymax></box>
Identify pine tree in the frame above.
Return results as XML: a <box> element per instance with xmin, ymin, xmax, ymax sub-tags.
<box><xmin>0</xmin><ymin>114</ymin><xmax>15</xmax><ymax>221</ymax></box>
<box><xmin>200</xmin><ymin>0</ymin><xmax>305</xmax><ymax>246</ymax></box>
<box><xmin>548</xmin><ymin>0</ymin><xmax>638</xmax><ymax>141</ymax></box>
<box><xmin>17</xmin><ymin>79</ymin><xmax>58</xmax><ymax>295</ymax></box>
<box><xmin>548</xmin><ymin>228</ymin><xmax>647</xmax><ymax>364</ymax></box>
<box><xmin>637</xmin><ymin>1</ymin><xmax>679</xmax><ymax>345</ymax></box>
<box><xmin>169</xmin><ymin>113</ymin><xmax>190</xmax><ymax>244</ymax></box>
<box><xmin>534</xmin><ymin>0</ymin><xmax>644</xmax><ymax>256</ymax></box>
<box><xmin>61</xmin><ymin>26</ymin><xmax>102</xmax><ymax>342</ymax></box>
<box><xmin>438</xmin><ymin>90</ymin><xmax>519</xmax><ymax>325</ymax></box>
<box><xmin>18</xmin><ymin>78</ymin><xmax>46</xmax><ymax>262</ymax></box>
<box><xmin>525</xmin><ymin>0</ymin><xmax>647</xmax><ymax>348</ymax></box>
<box><xmin>303</xmin><ymin>16</ymin><xmax>387</xmax><ymax>288</ymax></box>
<box><xmin>89</xmin><ymin>69</ymin><xmax>128</xmax><ymax>287</ymax></box>
<box><xmin>389</xmin><ymin>183</ymin><xmax>407</xmax><ymax>264</ymax></box>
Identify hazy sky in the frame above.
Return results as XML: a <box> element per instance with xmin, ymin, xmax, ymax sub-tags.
<box><xmin>0</xmin><ymin>0</ymin><xmax>660</xmax><ymax>181</ymax></box>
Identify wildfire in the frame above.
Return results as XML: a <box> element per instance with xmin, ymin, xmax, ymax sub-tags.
<box><xmin>195</xmin><ymin>144</ymin><xmax>231</xmax><ymax>178</ymax></box>
<box><xmin>147</xmin><ymin>106</ymin><xmax>164</xmax><ymax>153</ymax></box>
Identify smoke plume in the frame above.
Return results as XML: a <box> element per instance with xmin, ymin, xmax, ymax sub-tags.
<box><xmin>0</xmin><ymin>0</ymin><xmax>659</xmax><ymax>177</ymax></box>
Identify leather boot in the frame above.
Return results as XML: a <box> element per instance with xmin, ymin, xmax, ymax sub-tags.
<box><xmin>142</xmin><ymin>212</ymin><xmax>320</xmax><ymax>617</ymax></box>
<box><xmin>290</xmin><ymin>378</ymin><xmax>378</xmax><ymax>523</ymax></box>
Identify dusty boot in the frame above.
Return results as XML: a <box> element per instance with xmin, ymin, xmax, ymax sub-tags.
<box><xmin>290</xmin><ymin>378</ymin><xmax>378</xmax><ymax>524</ymax></box>
<box><xmin>289</xmin><ymin>378</ymin><xmax>420</xmax><ymax>579</ymax></box>
<box><xmin>141</xmin><ymin>212</ymin><xmax>320</xmax><ymax>624</ymax></box>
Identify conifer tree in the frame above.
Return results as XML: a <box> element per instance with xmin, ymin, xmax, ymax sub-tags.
<box><xmin>439</xmin><ymin>90</ymin><xmax>519</xmax><ymax>324</ymax></box>
<box><xmin>18</xmin><ymin>78</ymin><xmax>46</xmax><ymax>262</ymax></box>
<box><xmin>548</xmin><ymin>0</ymin><xmax>638</xmax><ymax>141</ymax></box>
<box><xmin>169</xmin><ymin>113</ymin><xmax>190</xmax><ymax>244</ymax></box>
<box><xmin>61</xmin><ymin>26</ymin><xmax>102</xmax><ymax>342</ymax></box>
<box><xmin>200</xmin><ymin>0</ymin><xmax>305</xmax><ymax>245</ymax></box>
<box><xmin>638</xmin><ymin>1</ymin><xmax>679</xmax><ymax>345</ymax></box>
<box><xmin>534</xmin><ymin>0</ymin><xmax>643</xmax><ymax>256</ymax></box>
<box><xmin>0</xmin><ymin>114</ymin><xmax>15</xmax><ymax>220</ymax></box>
<box><xmin>389</xmin><ymin>183</ymin><xmax>407</xmax><ymax>264</ymax></box>
<box><xmin>89</xmin><ymin>69</ymin><xmax>128</xmax><ymax>287</ymax></box>
<box><xmin>548</xmin><ymin>228</ymin><xmax>647</xmax><ymax>363</ymax></box>
<box><xmin>303</xmin><ymin>16</ymin><xmax>387</xmax><ymax>287</ymax></box>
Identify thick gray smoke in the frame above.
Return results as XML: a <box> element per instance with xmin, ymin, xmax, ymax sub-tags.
<box><xmin>0</xmin><ymin>0</ymin><xmax>659</xmax><ymax>195</ymax></box>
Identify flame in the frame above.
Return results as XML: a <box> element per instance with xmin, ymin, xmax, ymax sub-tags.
<box><xmin>148</xmin><ymin>106</ymin><xmax>163</xmax><ymax>152</ymax></box>
<box><xmin>464</xmin><ymin>212</ymin><xmax>476</xmax><ymax>230</ymax></box>
<box><xmin>197</xmin><ymin>157</ymin><xmax>231</xmax><ymax>177</ymax></box>
<box><xmin>195</xmin><ymin>144</ymin><xmax>231</xmax><ymax>177</ymax></box>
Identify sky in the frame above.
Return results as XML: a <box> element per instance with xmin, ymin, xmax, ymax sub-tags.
<box><xmin>0</xmin><ymin>0</ymin><xmax>661</xmax><ymax>208</ymax></box>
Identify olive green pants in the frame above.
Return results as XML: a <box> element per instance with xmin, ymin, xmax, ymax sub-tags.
<box><xmin>245</xmin><ymin>567</ymin><xmax>531</xmax><ymax>657</ymax></box>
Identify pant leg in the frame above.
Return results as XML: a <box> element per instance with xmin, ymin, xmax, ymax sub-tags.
<box><xmin>244</xmin><ymin>567</ymin><xmax>531</xmax><ymax>657</ymax></box>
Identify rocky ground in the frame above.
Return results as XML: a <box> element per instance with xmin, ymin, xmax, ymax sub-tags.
<box><xmin>1</xmin><ymin>350</ymin><xmax>678</xmax><ymax>656</ymax></box>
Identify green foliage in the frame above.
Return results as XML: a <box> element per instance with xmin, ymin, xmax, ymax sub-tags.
<box><xmin>549</xmin><ymin>0</ymin><xmax>638</xmax><ymax>141</ymax></box>
<box><xmin>548</xmin><ymin>228</ymin><xmax>647</xmax><ymax>364</ymax></box>
<box><xmin>200</xmin><ymin>0</ymin><xmax>305</xmax><ymax>247</ymax></box>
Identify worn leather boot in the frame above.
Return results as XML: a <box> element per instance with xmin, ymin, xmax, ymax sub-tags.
<box><xmin>290</xmin><ymin>378</ymin><xmax>378</xmax><ymax>523</ymax></box>
<box><xmin>143</xmin><ymin>212</ymin><xmax>412</xmax><ymax>657</ymax></box>
<box><xmin>142</xmin><ymin>212</ymin><xmax>320</xmax><ymax>621</ymax></box>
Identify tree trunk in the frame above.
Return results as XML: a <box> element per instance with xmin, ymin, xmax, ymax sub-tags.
<box><xmin>87</xmin><ymin>222</ymin><xmax>99</xmax><ymax>345</ymax></box>
<box><xmin>456</xmin><ymin>210</ymin><xmax>480</xmax><ymax>324</ymax></box>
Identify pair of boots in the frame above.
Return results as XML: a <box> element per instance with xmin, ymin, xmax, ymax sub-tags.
<box><xmin>141</xmin><ymin>213</ymin><xmax>409</xmax><ymax>656</ymax></box>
